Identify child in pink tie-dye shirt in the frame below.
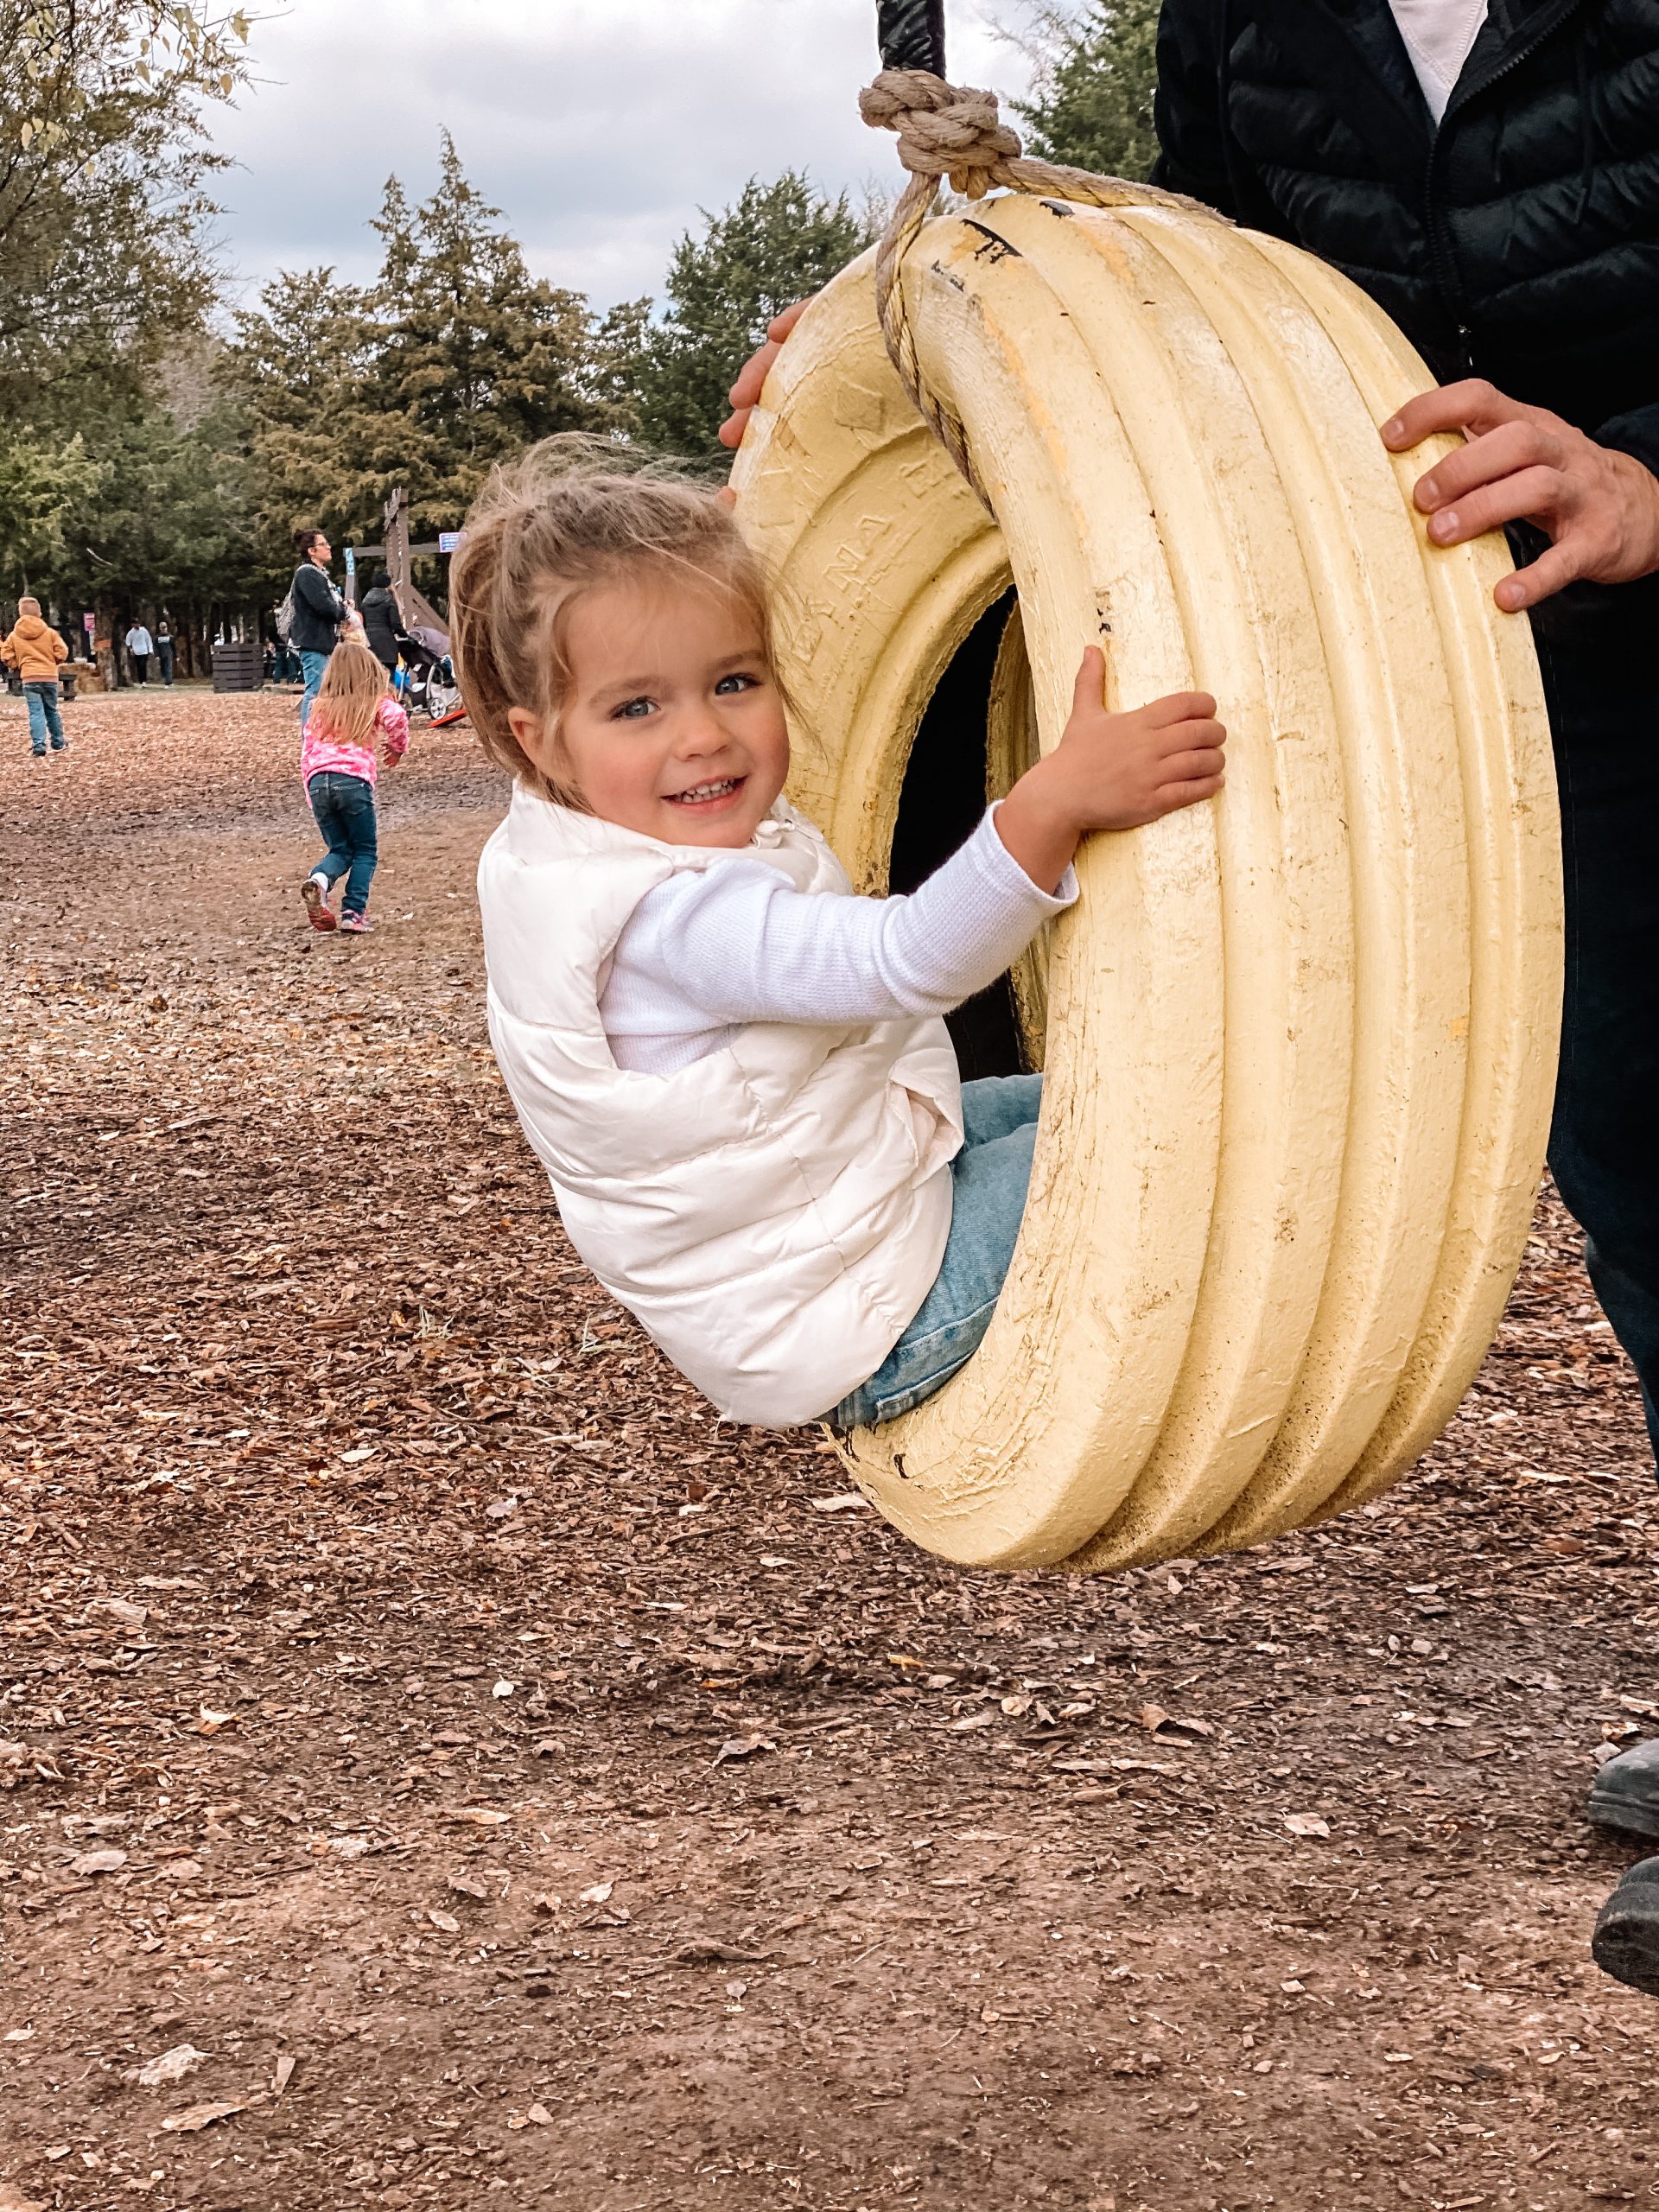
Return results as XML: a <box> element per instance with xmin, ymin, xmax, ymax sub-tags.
<box><xmin>299</xmin><ymin>639</ymin><xmax>410</xmax><ymax>935</ymax></box>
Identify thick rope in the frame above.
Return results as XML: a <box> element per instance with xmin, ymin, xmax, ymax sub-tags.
<box><xmin>859</xmin><ymin>67</ymin><xmax>1227</xmax><ymax>505</ymax></box>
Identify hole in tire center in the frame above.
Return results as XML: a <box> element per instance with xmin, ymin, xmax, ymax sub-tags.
<box><xmin>888</xmin><ymin>587</ymin><xmax>1035</xmax><ymax>1082</ymax></box>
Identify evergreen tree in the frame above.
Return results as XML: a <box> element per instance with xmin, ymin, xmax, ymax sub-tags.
<box><xmin>634</xmin><ymin>173</ymin><xmax>874</xmax><ymax>463</ymax></box>
<box><xmin>1011</xmin><ymin>0</ymin><xmax>1162</xmax><ymax>181</ymax></box>
<box><xmin>361</xmin><ymin>135</ymin><xmax>605</xmax><ymax>536</ymax></box>
<box><xmin>232</xmin><ymin>265</ymin><xmax>379</xmax><ymax>550</ymax></box>
<box><xmin>0</xmin><ymin>432</ymin><xmax>104</xmax><ymax>595</ymax></box>
<box><xmin>51</xmin><ymin>389</ymin><xmax>265</xmax><ymax>614</ymax></box>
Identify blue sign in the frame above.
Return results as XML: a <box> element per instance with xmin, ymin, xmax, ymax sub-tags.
<box><xmin>438</xmin><ymin>531</ymin><xmax>462</xmax><ymax>554</ymax></box>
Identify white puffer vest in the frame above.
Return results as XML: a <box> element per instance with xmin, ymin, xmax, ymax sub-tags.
<box><xmin>478</xmin><ymin>788</ymin><xmax>963</xmax><ymax>1427</ymax></box>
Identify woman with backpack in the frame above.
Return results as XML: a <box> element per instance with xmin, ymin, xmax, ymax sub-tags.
<box><xmin>285</xmin><ymin>528</ymin><xmax>346</xmax><ymax>726</ymax></box>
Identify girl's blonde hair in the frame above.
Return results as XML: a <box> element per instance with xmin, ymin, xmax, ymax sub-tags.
<box><xmin>309</xmin><ymin>638</ymin><xmax>390</xmax><ymax>751</ymax></box>
<box><xmin>450</xmin><ymin>435</ymin><xmax>779</xmax><ymax>805</ymax></box>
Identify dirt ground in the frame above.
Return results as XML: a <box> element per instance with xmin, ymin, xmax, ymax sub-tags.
<box><xmin>3</xmin><ymin>689</ymin><xmax>1658</xmax><ymax>2212</ymax></box>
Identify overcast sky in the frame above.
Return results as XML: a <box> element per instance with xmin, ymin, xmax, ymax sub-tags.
<box><xmin>209</xmin><ymin>0</ymin><xmax>1033</xmax><ymax>314</ymax></box>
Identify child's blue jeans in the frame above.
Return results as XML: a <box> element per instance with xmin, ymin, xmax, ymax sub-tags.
<box><xmin>24</xmin><ymin>682</ymin><xmax>65</xmax><ymax>754</ymax></box>
<box><xmin>308</xmin><ymin>771</ymin><xmax>378</xmax><ymax>916</ymax></box>
<box><xmin>830</xmin><ymin>1072</ymin><xmax>1042</xmax><ymax>1430</ymax></box>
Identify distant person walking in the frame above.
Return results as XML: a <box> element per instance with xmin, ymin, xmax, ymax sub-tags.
<box><xmin>124</xmin><ymin>621</ymin><xmax>153</xmax><ymax>684</ymax></box>
<box><xmin>2</xmin><ymin>597</ymin><xmax>68</xmax><ymax>759</ymax></box>
<box><xmin>156</xmin><ymin>619</ymin><xmax>175</xmax><ymax>686</ymax></box>
<box><xmin>288</xmin><ymin>527</ymin><xmax>346</xmax><ymax>728</ymax></box>
<box><xmin>298</xmin><ymin>637</ymin><xmax>408</xmax><ymax>936</ymax></box>
<box><xmin>359</xmin><ymin>566</ymin><xmax>405</xmax><ymax>679</ymax></box>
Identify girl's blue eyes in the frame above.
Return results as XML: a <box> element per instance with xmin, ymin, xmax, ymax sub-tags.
<box><xmin>610</xmin><ymin>673</ymin><xmax>759</xmax><ymax>720</ymax></box>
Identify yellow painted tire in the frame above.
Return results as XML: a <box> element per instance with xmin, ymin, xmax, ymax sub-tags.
<box><xmin>729</xmin><ymin>194</ymin><xmax>1561</xmax><ymax>1572</ymax></box>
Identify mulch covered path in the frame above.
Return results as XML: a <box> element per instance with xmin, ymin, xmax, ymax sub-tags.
<box><xmin>3</xmin><ymin>690</ymin><xmax>1657</xmax><ymax>2212</ymax></box>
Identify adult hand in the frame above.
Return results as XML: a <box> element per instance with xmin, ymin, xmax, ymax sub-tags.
<box><xmin>1382</xmin><ymin>380</ymin><xmax>1659</xmax><ymax>613</ymax></box>
<box><xmin>717</xmin><ymin>301</ymin><xmax>810</xmax><ymax>454</ymax></box>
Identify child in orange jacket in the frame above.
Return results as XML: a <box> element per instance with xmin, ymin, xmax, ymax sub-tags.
<box><xmin>2</xmin><ymin>598</ymin><xmax>69</xmax><ymax>759</ymax></box>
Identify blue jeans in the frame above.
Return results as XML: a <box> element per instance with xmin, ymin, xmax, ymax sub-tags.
<box><xmin>831</xmin><ymin>1073</ymin><xmax>1042</xmax><ymax>1429</ymax></box>
<box><xmin>23</xmin><ymin>681</ymin><xmax>64</xmax><ymax>754</ymax></box>
<box><xmin>299</xmin><ymin>648</ymin><xmax>331</xmax><ymax>728</ymax></box>
<box><xmin>308</xmin><ymin>772</ymin><xmax>378</xmax><ymax>916</ymax></box>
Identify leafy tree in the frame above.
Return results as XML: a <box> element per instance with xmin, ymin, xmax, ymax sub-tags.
<box><xmin>634</xmin><ymin>173</ymin><xmax>874</xmax><ymax>463</ymax></box>
<box><xmin>0</xmin><ymin>2</ymin><xmax>250</xmax><ymax>425</ymax></box>
<box><xmin>1010</xmin><ymin>0</ymin><xmax>1162</xmax><ymax>181</ymax></box>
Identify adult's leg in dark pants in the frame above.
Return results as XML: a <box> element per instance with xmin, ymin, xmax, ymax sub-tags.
<box><xmin>1539</xmin><ymin>625</ymin><xmax>1659</xmax><ymax>1464</ymax></box>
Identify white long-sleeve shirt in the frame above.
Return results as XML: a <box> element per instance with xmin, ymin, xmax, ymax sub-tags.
<box><xmin>599</xmin><ymin>805</ymin><xmax>1077</xmax><ymax>1075</ymax></box>
<box><xmin>1386</xmin><ymin>0</ymin><xmax>1489</xmax><ymax>120</ymax></box>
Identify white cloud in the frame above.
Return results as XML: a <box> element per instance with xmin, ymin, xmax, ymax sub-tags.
<box><xmin>210</xmin><ymin>0</ymin><xmax>1033</xmax><ymax>311</ymax></box>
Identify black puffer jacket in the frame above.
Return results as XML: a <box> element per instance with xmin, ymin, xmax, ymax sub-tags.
<box><xmin>289</xmin><ymin>562</ymin><xmax>346</xmax><ymax>656</ymax></box>
<box><xmin>1154</xmin><ymin>0</ymin><xmax>1659</xmax><ymax>487</ymax></box>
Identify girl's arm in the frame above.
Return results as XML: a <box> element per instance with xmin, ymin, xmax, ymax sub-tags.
<box><xmin>612</xmin><ymin>808</ymin><xmax>1074</xmax><ymax>1032</ymax></box>
<box><xmin>378</xmin><ymin>697</ymin><xmax>410</xmax><ymax>761</ymax></box>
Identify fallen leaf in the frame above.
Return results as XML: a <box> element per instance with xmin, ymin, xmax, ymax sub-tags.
<box><xmin>672</xmin><ymin>1939</ymin><xmax>772</xmax><ymax>1965</ymax></box>
<box><xmin>525</xmin><ymin>2102</ymin><xmax>553</xmax><ymax>2125</ymax></box>
<box><xmin>137</xmin><ymin>2043</ymin><xmax>209</xmax><ymax>2088</ymax></box>
<box><xmin>714</xmin><ymin>1734</ymin><xmax>772</xmax><ymax>1764</ymax></box>
<box><xmin>273</xmin><ymin>2053</ymin><xmax>296</xmax><ymax>2094</ymax></box>
<box><xmin>88</xmin><ymin>1597</ymin><xmax>148</xmax><ymax>1629</ymax></box>
<box><xmin>949</xmin><ymin>1710</ymin><xmax>994</xmax><ymax>1732</ymax></box>
<box><xmin>578</xmin><ymin>1879</ymin><xmax>614</xmax><ymax>1905</ymax></box>
<box><xmin>68</xmin><ymin>1847</ymin><xmax>127</xmax><ymax>1876</ymax></box>
<box><xmin>448</xmin><ymin>1871</ymin><xmax>490</xmax><ymax>1901</ymax></box>
<box><xmin>446</xmin><ymin>1807</ymin><xmax>511</xmax><ymax>1826</ymax></box>
<box><xmin>162</xmin><ymin>2095</ymin><xmax>264</xmax><ymax>2133</ymax></box>
<box><xmin>427</xmin><ymin>1908</ymin><xmax>461</xmax><ymax>1933</ymax></box>
<box><xmin>195</xmin><ymin>1707</ymin><xmax>237</xmax><ymax>1735</ymax></box>
<box><xmin>809</xmin><ymin>1493</ymin><xmax>868</xmax><ymax>1514</ymax></box>
<box><xmin>1284</xmin><ymin>1813</ymin><xmax>1331</xmax><ymax>1839</ymax></box>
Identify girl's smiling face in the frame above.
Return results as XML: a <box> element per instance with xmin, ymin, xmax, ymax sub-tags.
<box><xmin>507</xmin><ymin>572</ymin><xmax>790</xmax><ymax>848</ymax></box>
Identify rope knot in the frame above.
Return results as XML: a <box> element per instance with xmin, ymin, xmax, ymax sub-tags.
<box><xmin>859</xmin><ymin>67</ymin><xmax>1022</xmax><ymax>200</ymax></box>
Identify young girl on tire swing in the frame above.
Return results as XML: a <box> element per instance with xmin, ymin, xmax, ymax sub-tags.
<box><xmin>456</xmin><ymin>441</ymin><xmax>1224</xmax><ymax>1429</ymax></box>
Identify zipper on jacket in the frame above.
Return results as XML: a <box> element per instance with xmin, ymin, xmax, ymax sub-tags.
<box><xmin>1422</xmin><ymin>0</ymin><xmax>1590</xmax><ymax>379</ymax></box>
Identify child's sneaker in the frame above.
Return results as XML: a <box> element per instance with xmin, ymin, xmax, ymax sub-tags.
<box><xmin>340</xmin><ymin>911</ymin><xmax>374</xmax><ymax>934</ymax></box>
<box><xmin>301</xmin><ymin>876</ymin><xmax>337</xmax><ymax>931</ymax></box>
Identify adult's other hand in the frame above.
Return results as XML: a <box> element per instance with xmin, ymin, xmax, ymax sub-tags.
<box><xmin>1382</xmin><ymin>379</ymin><xmax>1659</xmax><ymax>613</ymax></box>
<box><xmin>717</xmin><ymin>301</ymin><xmax>810</xmax><ymax>454</ymax></box>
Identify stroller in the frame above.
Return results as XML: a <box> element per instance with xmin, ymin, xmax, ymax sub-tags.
<box><xmin>390</xmin><ymin>619</ymin><xmax>462</xmax><ymax>724</ymax></box>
